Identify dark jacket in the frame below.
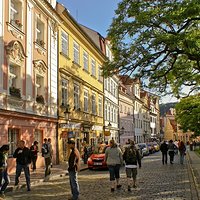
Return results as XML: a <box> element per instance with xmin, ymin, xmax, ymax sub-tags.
<box><xmin>13</xmin><ymin>147</ymin><xmax>31</xmax><ymax>165</ymax></box>
<box><xmin>123</xmin><ymin>146</ymin><xmax>141</xmax><ymax>167</ymax></box>
<box><xmin>160</xmin><ymin>142</ymin><xmax>168</xmax><ymax>153</ymax></box>
<box><xmin>30</xmin><ymin>145</ymin><xmax>38</xmax><ymax>158</ymax></box>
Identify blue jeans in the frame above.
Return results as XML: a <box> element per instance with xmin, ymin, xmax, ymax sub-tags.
<box><xmin>108</xmin><ymin>164</ymin><xmax>121</xmax><ymax>181</ymax></box>
<box><xmin>69</xmin><ymin>170</ymin><xmax>79</xmax><ymax>200</ymax></box>
<box><xmin>0</xmin><ymin>168</ymin><xmax>10</xmax><ymax>192</ymax></box>
<box><xmin>15</xmin><ymin>164</ymin><xmax>30</xmax><ymax>190</ymax></box>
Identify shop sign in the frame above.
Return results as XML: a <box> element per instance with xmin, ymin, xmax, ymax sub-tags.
<box><xmin>60</xmin><ymin>122</ymin><xmax>81</xmax><ymax>129</ymax></box>
<box><xmin>92</xmin><ymin>125</ymin><xmax>103</xmax><ymax>131</ymax></box>
<box><xmin>104</xmin><ymin>131</ymin><xmax>111</xmax><ymax>136</ymax></box>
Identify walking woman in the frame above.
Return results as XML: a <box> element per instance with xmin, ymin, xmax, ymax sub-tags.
<box><xmin>105</xmin><ymin>139</ymin><xmax>123</xmax><ymax>192</ymax></box>
<box><xmin>30</xmin><ymin>141</ymin><xmax>39</xmax><ymax>172</ymax></box>
<box><xmin>0</xmin><ymin>145</ymin><xmax>10</xmax><ymax>198</ymax></box>
<box><xmin>178</xmin><ymin>141</ymin><xmax>186</xmax><ymax>164</ymax></box>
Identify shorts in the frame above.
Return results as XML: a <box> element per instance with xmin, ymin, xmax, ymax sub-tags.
<box><xmin>126</xmin><ymin>168</ymin><xmax>137</xmax><ymax>179</ymax></box>
<box><xmin>108</xmin><ymin>164</ymin><xmax>121</xmax><ymax>181</ymax></box>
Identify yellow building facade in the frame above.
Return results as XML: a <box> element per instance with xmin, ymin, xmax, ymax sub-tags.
<box><xmin>56</xmin><ymin>3</ymin><xmax>105</xmax><ymax>162</ymax></box>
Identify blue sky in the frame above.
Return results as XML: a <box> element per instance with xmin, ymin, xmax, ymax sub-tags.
<box><xmin>58</xmin><ymin>0</ymin><xmax>121</xmax><ymax>37</ymax></box>
<box><xmin>57</xmin><ymin>0</ymin><xmax>178</xmax><ymax>104</ymax></box>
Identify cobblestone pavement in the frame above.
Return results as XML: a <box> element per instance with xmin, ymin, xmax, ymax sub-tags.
<box><xmin>4</xmin><ymin>152</ymin><xmax>199</xmax><ymax>200</ymax></box>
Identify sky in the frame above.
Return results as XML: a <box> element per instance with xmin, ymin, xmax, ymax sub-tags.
<box><xmin>57</xmin><ymin>0</ymin><xmax>178</xmax><ymax>104</ymax></box>
<box><xmin>58</xmin><ymin>0</ymin><xmax>120</xmax><ymax>37</ymax></box>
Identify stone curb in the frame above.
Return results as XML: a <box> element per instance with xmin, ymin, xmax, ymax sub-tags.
<box><xmin>187</xmin><ymin>151</ymin><xmax>200</xmax><ymax>199</ymax></box>
<box><xmin>6</xmin><ymin>167</ymin><xmax>88</xmax><ymax>193</ymax></box>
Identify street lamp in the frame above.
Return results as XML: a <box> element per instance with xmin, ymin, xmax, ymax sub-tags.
<box><xmin>64</xmin><ymin>104</ymin><xmax>71</xmax><ymax>122</ymax></box>
<box><xmin>118</xmin><ymin>127</ymin><xmax>125</xmax><ymax>144</ymax></box>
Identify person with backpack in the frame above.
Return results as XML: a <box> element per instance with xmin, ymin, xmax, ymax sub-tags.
<box><xmin>42</xmin><ymin>138</ymin><xmax>52</xmax><ymax>178</ymax></box>
<box><xmin>105</xmin><ymin>139</ymin><xmax>123</xmax><ymax>192</ymax></box>
<box><xmin>0</xmin><ymin>144</ymin><xmax>10</xmax><ymax>198</ymax></box>
<box><xmin>123</xmin><ymin>140</ymin><xmax>141</xmax><ymax>192</ymax></box>
<box><xmin>178</xmin><ymin>141</ymin><xmax>186</xmax><ymax>164</ymax></box>
<box><xmin>168</xmin><ymin>140</ymin><xmax>176</xmax><ymax>164</ymax></box>
<box><xmin>30</xmin><ymin>141</ymin><xmax>39</xmax><ymax>172</ymax></box>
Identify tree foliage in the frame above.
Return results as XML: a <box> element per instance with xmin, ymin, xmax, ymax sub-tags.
<box><xmin>104</xmin><ymin>0</ymin><xmax>200</xmax><ymax>97</ymax></box>
<box><xmin>175</xmin><ymin>95</ymin><xmax>200</xmax><ymax>135</ymax></box>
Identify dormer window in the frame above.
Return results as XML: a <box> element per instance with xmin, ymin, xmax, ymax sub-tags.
<box><xmin>10</xmin><ymin>0</ymin><xmax>23</xmax><ymax>30</ymax></box>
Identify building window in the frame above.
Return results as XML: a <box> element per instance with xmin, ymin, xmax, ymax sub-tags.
<box><xmin>34</xmin><ymin>129</ymin><xmax>43</xmax><ymax>153</ymax></box>
<box><xmin>61</xmin><ymin>31</ymin><xmax>69</xmax><ymax>56</ymax></box>
<box><xmin>111</xmin><ymin>107</ymin><xmax>113</xmax><ymax>122</ymax></box>
<box><xmin>91</xmin><ymin>58</ymin><xmax>96</xmax><ymax>77</ymax></box>
<box><xmin>105</xmin><ymin>104</ymin><xmax>108</xmax><ymax>120</ymax></box>
<box><xmin>10</xmin><ymin>0</ymin><xmax>23</xmax><ymax>30</ymax></box>
<box><xmin>98</xmin><ymin>65</ymin><xmax>103</xmax><ymax>82</ymax></box>
<box><xmin>98</xmin><ymin>96</ymin><xmax>102</xmax><ymax>117</ymax></box>
<box><xmin>74</xmin><ymin>84</ymin><xmax>80</xmax><ymax>110</ymax></box>
<box><xmin>120</xmin><ymin>104</ymin><xmax>123</xmax><ymax>113</ymax></box>
<box><xmin>105</xmin><ymin>78</ymin><xmax>107</xmax><ymax>90</ymax></box>
<box><xmin>8</xmin><ymin>128</ymin><xmax>19</xmax><ymax>156</ymax></box>
<box><xmin>61</xmin><ymin>79</ymin><xmax>68</xmax><ymax>106</ymax></box>
<box><xmin>73</xmin><ymin>41</ymin><xmax>79</xmax><ymax>64</ymax></box>
<box><xmin>9</xmin><ymin>64</ymin><xmax>21</xmax><ymax>98</ymax></box>
<box><xmin>36</xmin><ymin>17</ymin><xmax>45</xmax><ymax>47</ymax></box>
<box><xmin>91</xmin><ymin>93</ymin><xmax>96</xmax><ymax>115</ymax></box>
<box><xmin>83</xmin><ymin>51</ymin><xmax>89</xmax><ymax>71</ymax></box>
<box><xmin>35</xmin><ymin>75</ymin><xmax>45</xmax><ymax>104</ymax></box>
<box><xmin>84</xmin><ymin>90</ymin><xmax>89</xmax><ymax>112</ymax></box>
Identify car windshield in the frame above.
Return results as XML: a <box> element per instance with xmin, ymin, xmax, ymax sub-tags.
<box><xmin>138</xmin><ymin>144</ymin><xmax>146</xmax><ymax>148</ymax></box>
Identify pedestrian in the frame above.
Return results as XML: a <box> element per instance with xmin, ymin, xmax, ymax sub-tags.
<box><xmin>42</xmin><ymin>138</ymin><xmax>52</xmax><ymax>178</ymax></box>
<box><xmin>178</xmin><ymin>141</ymin><xmax>186</xmax><ymax>164</ymax></box>
<box><xmin>0</xmin><ymin>145</ymin><xmax>10</xmax><ymax>198</ymax></box>
<box><xmin>123</xmin><ymin>140</ymin><xmax>141</xmax><ymax>192</ymax></box>
<box><xmin>48</xmin><ymin>138</ymin><xmax>53</xmax><ymax>168</ymax></box>
<box><xmin>105</xmin><ymin>139</ymin><xmax>123</xmax><ymax>192</ymax></box>
<box><xmin>13</xmin><ymin>140</ymin><xmax>31</xmax><ymax>191</ymax></box>
<box><xmin>30</xmin><ymin>141</ymin><xmax>39</xmax><ymax>172</ymax></box>
<box><xmin>168</xmin><ymin>140</ymin><xmax>176</xmax><ymax>164</ymax></box>
<box><xmin>67</xmin><ymin>139</ymin><xmax>81</xmax><ymax>200</ymax></box>
<box><xmin>160</xmin><ymin>141</ymin><xmax>168</xmax><ymax>165</ymax></box>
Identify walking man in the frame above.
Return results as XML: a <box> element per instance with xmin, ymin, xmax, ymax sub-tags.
<box><xmin>68</xmin><ymin>139</ymin><xmax>80</xmax><ymax>200</ymax></box>
<box><xmin>13</xmin><ymin>140</ymin><xmax>31</xmax><ymax>191</ymax></box>
<box><xmin>160</xmin><ymin>141</ymin><xmax>168</xmax><ymax>165</ymax></box>
<box><xmin>42</xmin><ymin>138</ymin><xmax>52</xmax><ymax>178</ymax></box>
<box><xmin>123</xmin><ymin>140</ymin><xmax>141</xmax><ymax>191</ymax></box>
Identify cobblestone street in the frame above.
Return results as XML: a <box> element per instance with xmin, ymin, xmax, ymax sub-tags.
<box><xmin>4</xmin><ymin>152</ymin><xmax>198</xmax><ymax>200</ymax></box>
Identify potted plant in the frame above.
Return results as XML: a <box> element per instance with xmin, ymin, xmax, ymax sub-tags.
<box><xmin>36</xmin><ymin>39</ymin><xmax>45</xmax><ymax>47</ymax></box>
<box><xmin>9</xmin><ymin>86</ymin><xmax>21</xmax><ymax>98</ymax></box>
<box><xmin>14</xmin><ymin>19</ymin><xmax>23</xmax><ymax>28</ymax></box>
<box><xmin>36</xmin><ymin>95</ymin><xmax>45</xmax><ymax>104</ymax></box>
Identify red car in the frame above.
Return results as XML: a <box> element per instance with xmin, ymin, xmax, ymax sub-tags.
<box><xmin>87</xmin><ymin>144</ymin><xmax>109</xmax><ymax>169</ymax></box>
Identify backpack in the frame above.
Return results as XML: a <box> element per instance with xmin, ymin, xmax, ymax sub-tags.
<box><xmin>42</xmin><ymin>143</ymin><xmax>49</xmax><ymax>157</ymax></box>
<box><xmin>124</xmin><ymin>147</ymin><xmax>137</xmax><ymax>164</ymax></box>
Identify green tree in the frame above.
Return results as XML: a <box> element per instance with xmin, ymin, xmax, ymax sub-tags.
<box><xmin>104</xmin><ymin>0</ymin><xmax>200</xmax><ymax>97</ymax></box>
<box><xmin>175</xmin><ymin>95</ymin><xmax>200</xmax><ymax>135</ymax></box>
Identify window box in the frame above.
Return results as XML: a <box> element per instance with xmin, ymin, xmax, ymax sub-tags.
<box><xmin>36</xmin><ymin>95</ymin><xmax>45</xmax><ymax>104</ymax></box>
<box><xmin>11</xmin><ymin>19</ymin><xmax>22</xmax><ymax>29</ymax></box>
<box><xmin>36</xmin><ymin>39</ymin><xmax>45</xmax><ymax>48</ymax></box>
<box><xmin>9</xmin><ymin>86</ymin><xmax>21</xmax><ymax>98</ymax></box>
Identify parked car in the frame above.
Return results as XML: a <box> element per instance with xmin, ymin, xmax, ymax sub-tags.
<box><xmin>147</xmin><ymin>143</ymin><xmax>155</xmax><ymax>154</ymax></box>
<box><xmin>153</xmin><ymin>142</ymin><xmax>160</xmax><ymax>152</ymax></box>
<box><xmin>87</xmin><ymin>144</ymin><xmax>109</xmax><ymax>170</ymax></box>
<box><xmin>137</xmin><ymin>143</ymin><xmax>149</xmax><ymax>156</ymax></box>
